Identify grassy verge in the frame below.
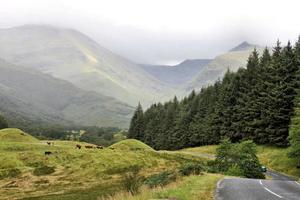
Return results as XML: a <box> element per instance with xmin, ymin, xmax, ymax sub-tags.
<box><xmin>104</xmin><ymin>173</ymin><xmax>223</xmax><ymax>200</ymax></box>
<box><xmin>256</xmin><ymin>146</ymin><xmax>300</xmax><ymax>179</ymax></box>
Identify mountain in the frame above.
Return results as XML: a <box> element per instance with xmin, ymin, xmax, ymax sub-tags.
<box><xmin>184</xmin><ymin>42</ymin><xmax>262</xmax><ymax>92</ymax></box>
<box><xmin>140</xmin><ymin>59</ymin><xmax>212</xmax><ymax>86</ymax></box>
<box><xmin>229</xmin><ymin>41</ymin><xmax>256</xmax><ymax>52</ymax></box>
<box><xmin>0</xmin><ymin>59</ymin><xmax>133</xmax><ymax>128</ymax></box>
<box><xmin>0</xmin><ymin>25</ymin><xmax>173</xmax><ymax>106</ymax></box>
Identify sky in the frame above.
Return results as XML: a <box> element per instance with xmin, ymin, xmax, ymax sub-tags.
<box><xmin>1</xmin><ymin>0</ymin><xmax>300</xmax><ymax>65</ymax></box>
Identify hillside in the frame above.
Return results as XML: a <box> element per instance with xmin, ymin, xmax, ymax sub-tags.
<box><xmin>184</xmin><ymin>42</ymin><xmax>262</xmax><ymax>92</ymax></box>
<box><xmin>140</xmin><ymin>59</ymin><xmax>211</xmax><ymax>86</ymax></box>
<box><xmin>0</xmin><ymin>59</ymin><xmax>133</xmax><ymax>128</ymax></box>
<box><xmin>0</xmin><ymin>131</ymin><xmax>205</xmax><ymax>200</ymax></box>
<box><xmin>0</xmin><ymin>128</ymin><xmax>38</xmax><ymax>142</ymax></box>
<box><xmin>0</xmin><ymin>25</ymin><xmax>174</xmax><ymax>106</ymax></box>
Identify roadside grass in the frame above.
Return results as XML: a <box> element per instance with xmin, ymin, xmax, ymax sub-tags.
<box><xmin>256</xmin><ymin>146</ymin><xmax>300</xmax><ymax>179</ymax></box>
<box><xmin>103</xmin><ymin>173</ymin><xmax>223</xmax><ymax>200</ymax></box>
<box><xmin>0</xmin><ymin>129</ymin><xmax>206</xmax><ymax>200</ymax></box>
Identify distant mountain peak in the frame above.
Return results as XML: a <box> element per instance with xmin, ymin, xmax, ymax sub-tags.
<box><xmin>175</xmin><ymin>59</ymin><xmax>212</xmax><ymax>68</ymax></box>
<box><xmin>230</xmin><ymin>41</ymin><xmax>256</xmax><ymax>52</ymax></box>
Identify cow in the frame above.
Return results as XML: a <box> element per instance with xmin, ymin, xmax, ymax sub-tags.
<box><xmin>45</xmin><ymin>151</ymin><xmax>52</xmax><ymax>155</ymax></box>
<box><xmin>46</xmin><ymin>142</ymin><xmax>54</xmax><ymax>146</ymax></box>
<box><xmin>85</xmin><ymin>145</ymin><xmax>94</xmax><ymax>149</ymax></box>
<box><xmin>96</xmin><ymin>146</ymin><xmax>103</xmax><ymax>149</ymax></box>
<box><xmin>76</xmin><ymin>144</ymin><xmax>82</xmax><ymax>149</ymax></box>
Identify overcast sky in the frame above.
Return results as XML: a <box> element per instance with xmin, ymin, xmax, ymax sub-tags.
<box><xmin>1</xmin><ymin>0</ymin><xmax>300</xmax><ymax>65</ymax></box>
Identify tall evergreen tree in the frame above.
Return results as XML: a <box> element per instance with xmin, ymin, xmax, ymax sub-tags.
<box><xmin>128</xmin><ymin>103</ymin><xmax>145</xmax><ymax>140</ymax></box>
<box><xmin>0</xmin><ymin>114</ymin><xmax>8</xmax><ymax>129</ymax></box>
<box><xmin>288</xmin><ymin>36</ymin><xmax>300</xmax><ymax>162</ymax></box>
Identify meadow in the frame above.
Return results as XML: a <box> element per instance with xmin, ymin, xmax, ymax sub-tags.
<box><xmin>0</xmin><ymin>128</ymin><xmax>209</xmax><ymax>200</ymax></box>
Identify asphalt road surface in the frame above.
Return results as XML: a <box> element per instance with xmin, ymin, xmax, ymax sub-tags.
<box><xmin>215</xmin><ymin>170</ymin><xmax>300</xmax><ymax>200</ymax></box>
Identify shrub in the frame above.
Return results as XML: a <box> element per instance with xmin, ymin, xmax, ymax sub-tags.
<box><xmin>144</xmin><ymin>171</ymin><xmax>177</xmax><ymax>188</ymax></box>
<box><xmin>178</xmin><ymin>163</ymin><xmax>203</xmax><ymax>176</ymax></box>
<box><xmin>214</xmin><ymin>140</ymin><xmax>265</xmax><ymax>179</ymax></box>
<box><xmin>206</xmin><ymin>160</ymin><xmax>218</xmax><ymax>173</ymax></box>
<box><xmin>225</xmin><ymin>164</ymin><xmax>244</xmax><ymax>176</ymax></box>
<box><xmin>0</xmin><ymin>168</ymin><xmax>21</xmax><ymax>179</ymax></box>
<box><xmin>121</xmin><ymin>165</ymin><xmax>143</xmax><ymax>195</ymax></box>
<box><xmin>33</xmin><ymin>165</ymin><xmax>55</xmax><ymax>176</ymax></box>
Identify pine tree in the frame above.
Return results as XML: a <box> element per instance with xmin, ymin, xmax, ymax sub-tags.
<box><xmin>0</xmin><ymin>114</ymin><xmax>8</xmax><ymax>129</ymax></box>
<box><xmin>288</xmin><ymin>36</ymin><xmax>300</xmax><ymax>163</ymax></box>
<box><xmin>128</xmin><ymin>103</ymin><xmax>145</xmax><ymax>140</ymax></box>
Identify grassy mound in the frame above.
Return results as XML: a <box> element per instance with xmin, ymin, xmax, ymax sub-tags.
<box><xmin>0</xmin><ymin>128</ymin><xmax>38</xmax><ymax>142</ymax></box>
<box><xmin>110</xmin><ymin>139</ymin><xmax>154</xmax><ymax>151</ymax></box>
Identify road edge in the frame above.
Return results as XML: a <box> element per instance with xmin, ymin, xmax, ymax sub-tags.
<box><xmin>214</xmin><ymin>178</ymin><xmax>224</xmax><ymax>200</ymax></box>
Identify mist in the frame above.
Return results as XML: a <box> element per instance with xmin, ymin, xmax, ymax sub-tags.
<box><xmin>1</xmin><ymin>0</ymin><xmax>300</xmax><ymax>64</ymax></box>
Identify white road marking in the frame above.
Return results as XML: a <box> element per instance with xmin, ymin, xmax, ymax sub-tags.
<box><xmin>295</xmin><ymin>181</ymin><xmax>300</xmax><ymax>186</ymax></box>
<box><xmin>263</xmin><ymin>187</ymin><xmax>283</xmax><ymax>198</ymax></box>
<box><xmin>259</xmin><ymin>180</ymin><xmax>283</xmax><ymax>199</ymax></box>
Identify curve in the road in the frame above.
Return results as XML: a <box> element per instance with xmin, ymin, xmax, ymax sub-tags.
<box><xmin>215</xmin><ymin>171</ymin><xmax>300</xmax><ymax>200</ymax></box>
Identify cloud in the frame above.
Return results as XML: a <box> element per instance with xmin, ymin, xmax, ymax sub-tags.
<box><xmin>0</xmin><ymin>0</ymin><xmax>300</xmax><ymax>64</ymax></box>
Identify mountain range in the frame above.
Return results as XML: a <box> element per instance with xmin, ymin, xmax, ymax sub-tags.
<box><xmin>0</xmin><ymin>25</ymin><xmax>262</xmax><ymax>128</ymax></box>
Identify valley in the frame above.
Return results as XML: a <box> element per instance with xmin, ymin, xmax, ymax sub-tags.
<box><xmin>0</xmin><ymin>25</ymin><xmax>259</xmax><ymax>132</ymax></box>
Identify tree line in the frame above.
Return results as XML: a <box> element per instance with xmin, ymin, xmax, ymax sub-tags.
<box><xmin>128</xmin><ymin>39</ymin><xmax>300</xmax><ymax>151</ymax></box>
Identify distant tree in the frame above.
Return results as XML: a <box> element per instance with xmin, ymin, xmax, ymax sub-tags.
<box><xmin>0</xmin><ymin>114</ymin><xmax>8</xmax><ymax>129</ymax></box>
<box><xmin>128</xmin><ymin>103</ymin><xmax>145</xmax><ymax>140</ymax></box>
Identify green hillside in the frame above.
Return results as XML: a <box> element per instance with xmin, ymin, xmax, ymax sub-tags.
<box><xmin>0</xmin><ymin>128</ymin><xmax>38</xmax><ymax>142</ymax></box>
<box><xmin>0</xmin><ymin>130</ymin><xmax>205</xmax><ymax>200</ymax></box>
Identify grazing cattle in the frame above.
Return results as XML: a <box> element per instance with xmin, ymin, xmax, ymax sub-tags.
<box><xmin>110</xmin><ymin>147</ymin><xmax>115</xmax><ymax>150</ymax></box>
<box><xmin>45</xmin><ymin>151</ymin><xmax>52</xmax><ymax>155</ymax></box>
<box><xmin>85</xmin><ymin>145</ymin><xmax>94</xmax><ymax>149</ymax></box>
<box><xmin>46</xmin><ymin>142</ymin><xmax>54</xmax><ymax>146</ymax></box>
<box><xmin>76</xmin><ymin>144</ymin><xmax>82</xmax><ymax>149</ymax></box>
<box><xmin>96</xmin><ymin>146</ymin><xmax>103</xmax><ymax>149</ymax></box>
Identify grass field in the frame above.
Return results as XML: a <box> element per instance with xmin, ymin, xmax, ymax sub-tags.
<box><xmin>0</xmin><ymin>128</ymin><xmax>207</xmax><ymax>200</ymax></box>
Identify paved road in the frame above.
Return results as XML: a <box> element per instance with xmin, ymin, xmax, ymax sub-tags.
<box><xmin>215</xmin><ymin>170</ymin><xmax>300</xmax><ymax>200</ymax></box>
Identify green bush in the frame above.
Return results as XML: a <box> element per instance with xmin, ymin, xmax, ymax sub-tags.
<box><xmin>0</xmin><ymin>168</ymin><xmax>21</xmax><ymax>179</ymax></box>
<box><xmin>206</xmin><ymin>160</ymin><xmax>218</xmax><ymax>173</ymax></box>
<box><xmin>144</xmin><ymin>171</ymin><xmax>177</xmax><ymax>188</ymax></box>
<box><xmin>215</xmin><ymin>140</ymin><xmax>265</xmax><ymax>179</ymax></box>
<box><xmin>121</xmin><ymin>165</ymin><xmax>143</xmax><ymax>195</ymax></box>
<box><xmin>225</xmin><ymin>164</ymin><xmax>244</xmax><ymax>176</ymax></box>
<box><xmin>178</xmin><ymin>163</ymin><xmax>203</xmax><ymax>176</ymax></box>
<box><xmin>33</xmin><ymin>165</ymin><xmax>55</xmax><ymax>176</ymax></box>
